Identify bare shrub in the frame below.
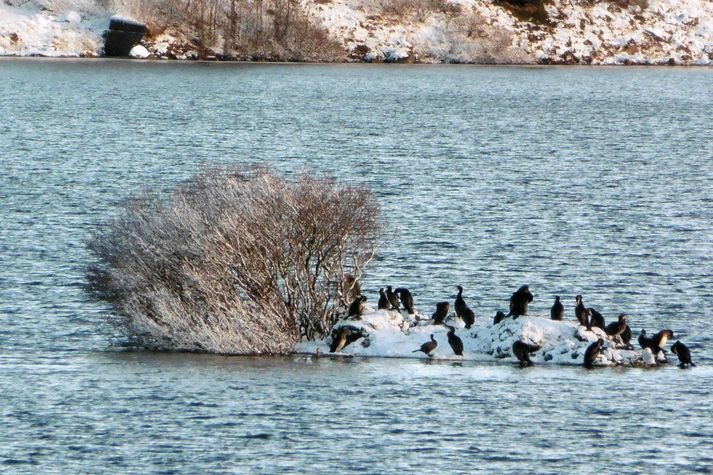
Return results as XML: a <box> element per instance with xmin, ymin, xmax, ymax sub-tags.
<box><xmin>438</xmin><ymin>6</ymin><xmax>531</xmax><ymax>63</ymax></box>
<box><xmin>224</xmin><ymin>0</ymin><xmax>345</xmax><ymax>61</ymax></box>
<box><xmin>87</xmin><ymin>165</ymin><xmax>382</xmax><ymax>354</ymax></box>
<box><xmin>99</xmin><ymin>0</ymin><xmax>344</xmax><ymax>61</ymax></box>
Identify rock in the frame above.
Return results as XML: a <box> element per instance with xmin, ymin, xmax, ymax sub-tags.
<box><xmin>641</xmin><ymin>348</ymin><xmax>656</xmax><ymax>366</ymax></box>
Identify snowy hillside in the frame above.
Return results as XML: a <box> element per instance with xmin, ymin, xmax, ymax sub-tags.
<box><xmin>1</xmin><ymin>0</ymin><xmax>711</xmax><ymax>63</ymax></box>
<box><xmin>308</xmin><ymin>0</ymin><xmax>713</xmax><ymax>64</ymax></box>
<box><xmin>295</xmin><ymin>308</ymin><xmax>666</xmax><ymax>367</ymax></box>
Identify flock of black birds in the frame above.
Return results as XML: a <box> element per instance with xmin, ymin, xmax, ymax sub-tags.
<box><xmin>342</xmin><ymin>284</ymin><xmax>696</xmax><ymax>369</ymax></box>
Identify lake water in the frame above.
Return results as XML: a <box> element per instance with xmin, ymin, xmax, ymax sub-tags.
<box><xmin>1</xmin><ymin>59</ymin><xmax>712</xmax><ymax>473</ymax></box>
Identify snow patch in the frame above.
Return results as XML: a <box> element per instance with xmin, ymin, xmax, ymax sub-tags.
<box><xmin>129</xmin><ymin>44</ymin><xmax>150</xmax><ymax>58</ymax></box>
<box><xmin>65</xmin><ymin>11</ymin><xmax>82</xmax><ymax>25</ymax></box>
<box><xmin>296</xmin><ymin>309</ymin><xmax>652</xmax><ymax>367</ymax></box>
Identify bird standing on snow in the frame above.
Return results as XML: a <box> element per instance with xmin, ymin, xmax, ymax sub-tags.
<box><xmin>583</xmin><ymin>338</ymin><xmax>606</xmax><ymax>368</ymax></box>
<box><xmin>395</xmin><ymin>287</ymin><xmax>415</xmax><ymax>314</ymax></box>
<box><xmin>378</xmin><ymin>288</ymin><xmax>390</xmax><ymax>310</ymax></box>
<box><xmin>347</xmin><ymin>295</ymin><xmax>367</xmax><ymax>318</ymax></box>
<box><xmin>454</xmin><ymin>285</ymin><xmax>476</xmax><ymax>329</ymax></box>
<box><xmin>575</xmin><ymin>295</ymin><xmax>588</xmax><ymax>327</ymax></box>
<box><xmin>446</xmin><ymin>325</ymin><xmax>464</xmax><ymax>356</ymax></box>
<box><xmin>385</xmin><ymin>285</ymin><xmax>400</xmax><ymax>310</ymax></box>
<box><xmin>432</xmin><ymin>302</ymin><xmax>450</xmax><ymax>325</ymax></box>
<box><xmin>550</xmin><ymin>296</ymin><xmax>564</xmax><ymax>321</ymax></box>
<box><xmin>588</xmin><ymin>308</ymin><xmax>605</xmax><ymax>330</ymax></box>
<box><xmin>508</xmin><ymin>285</ymin><xmax>533</xmax><ymax>319</ymax></box>
<box><xmin>639</xmin><ymin>328</ymin><xmax>674</xmax><ymax>361</ymax></box>
<box><xmin>604</xmin><ymin>314</ymin><xmax>629</xmax><ymax>342</ymax></box>
<box><xmin>413</xmin><ymin>334</ymin><xmax>438</xmax><ymax>357</ymax></box>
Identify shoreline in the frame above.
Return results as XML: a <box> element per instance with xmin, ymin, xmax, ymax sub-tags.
<box><xmin>3</xmin><ymin>1</ymin><xmax>711</xmax><ymax>67</ymax></box>
<box><xmin>2</xmin><ymin>56</ymin><xmax>712</xmax><ymax>68</ymax></box>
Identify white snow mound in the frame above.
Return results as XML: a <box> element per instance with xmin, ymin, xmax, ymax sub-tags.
<box><xmin>129</xmin><ymin>45</ymin><xmax>150</xmax><ymax>59</ymax></box>
<box><xmin>295</xmin><ymin>308</ymin><xmax>651</xmax><ymax>367</ymax></box>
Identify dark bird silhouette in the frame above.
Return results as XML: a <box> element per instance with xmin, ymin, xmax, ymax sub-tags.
<box><xmin>454</xmin><ymin>286</ymin><xmax>475</xmax><ymax>329</ymax></box>
<box><xmin>347</xmin><ymin>295</ymin><xmax>367</xmax><ymax>318</ymax></box>
<box><xmin>605</xmin><ymin>314</ymin><xmax>629</xmax><ymax>340</ymax></box>
<box><xmin>493</xmin><ymin>311</ymin><xmax>507</xmax><ymax>325</ymax></box>
<box><xmin>508</xmin><ymin>285</ymin><xmax>533</xmax><ymax>319</ymax></box>
<box><xmin>671</xmin><ymin>340</ymin><xmax>695</xmax><ymax>368</ymax></box>
<box><xmin>512</xmin><ymin>340</ymin><xmax>540</xmax><ymax>366</ymax></box>
<box><xmin>583</xmin><ymin>338</ymin><xmax>605</xmax><ymax>368</ymax></box>
<box><xmin>575</xmin><ymin>295</ymin><xmax>588</xmax><ymax>327</ymax></box>
<box><xmin>639</xmin><ymin>328</ymin><xmax>674</xmax><ymax>361</ymax></box>
<box><xmin>394</xmin><ymin>287</ymin><xmax>415</xmax><ymax>314</ymax></box>
<box><xmin>385</xmin><ymin>285</ymin><xmax>400</xmax><ymax>310</ymax></box>
<box><xmin>638</xmin><ymin>329</ymin><xmax>648</xmax><ymax>350</ymax></box>
<box><xmin>550</xmin><ymin>296</ymin><xmax>564</xmax><ymax>321</ymax></box>
<box><xmin>588</xmin><ymin>308</ymin><xmax>605</xmax><ymax>330</ymax></box>
<box><xmin>378</xmin><ymin>288</ymin><xmax>390</xmax><ymax>310</ymax></box>
<box><xmin>446</xmin><ymin>325</ymin><xmax>464</xmax><ymax>356</ymax></box>
<box><xmin>413</xmin><ymin>334</ymin><xmax>438</xmax><ymax>356</ymax></box>
<box><xmin>621</xmin><ymin>324</ymin><xmax>633</xmax><ymax>348</ymax></box>
<box><xmin>432</xmin><ymin>302</ymin><xmax>450</xmax><ymax>325</ymax></box>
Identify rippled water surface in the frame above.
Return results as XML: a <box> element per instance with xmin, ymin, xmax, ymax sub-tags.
<box><xmin>1</xmin><ymin>59</ymin><xmax>712</xmax><ymax>473</ymax></box>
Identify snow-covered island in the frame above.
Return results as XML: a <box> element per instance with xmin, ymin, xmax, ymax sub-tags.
<box><xmin>296</xmin><ymin>307</ymin><xmax>665</xmax><ymax>367</ymax></box>
<box><xmin>1</xmin><ymin>0</ymin><xmax>712</xmax><ymax>65</ymax></box>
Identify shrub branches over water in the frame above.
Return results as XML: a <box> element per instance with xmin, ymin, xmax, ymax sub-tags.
<box><xmin>87</xmin><ymin>165</ymin><xmax>382</xmax><ymax>354</ymax></box>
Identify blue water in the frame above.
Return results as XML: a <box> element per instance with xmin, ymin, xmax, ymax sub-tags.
<box><xmin>1</xmin><ymin>59</ymin><xmax>712</xmax><ymax>473</ymax></box>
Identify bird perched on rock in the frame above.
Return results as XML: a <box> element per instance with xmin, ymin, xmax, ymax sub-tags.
<box><xmin>671</xmin><ymin>340</ymin><xmax>695</xmax><ymax>368</ymax></box>
<box><xmin>394</xmin><ymin>288</ymin><xmax>415</xmax><ymax>314</ymax></box>
<box><xmin>508</xmin><ymin>285</ymin><xmax>533</xmax><ymax>319</ymax></box>
<box><xmin>385</xmin><ymin>285</ymin><xmax>400</xmax><ymax>310</ymax></box>
<box><xmin>575</xmin><ymin>295</ymin><xmax>588</xmax><ymax>327</ymax></box>
<box><xmin>455</xmin><ymin>286</ymin><xmax>475</xmax><ymax>329</ymax></box>
<box><xmin>432</xmin><ymin>302</ymin><xmax>450</xmax><ymax>325</ymax></box>
<box><xmin>605</xmin><ymin>314</ymin><xmax>629</xmax><ymax>342</ymax></box>
<box><xmin>588</xmin><ymin>308</ymin><xmax>605</xmax><ymax>330</ymax></box>
<box><xmin>493</xmin><ymin>311</ymin><xmax>507</xmax><ymax>325</ymax></box>
<box><xmin>583</xmin><ymin>338</ymin><xmax>606</xmax><ymax>368</ymax></box>
<box><xmin>512</xmin><ymin>340</ymin><xmax>540</xmax><ymax>366</ymax></box>
<box><xmin>378</xmin><ymin>288</ymin><xmax>390</xmax><ymax>310</ymax></box>
<box><xmin>639</xmin><ymin>328</ymin><xmax>674</xmax><ymax>361</ymax></box>
<box><xmin>620</xmin><ymin>324</ymin><xmax>633</xmax><ymax>348</ymax></box>
<box><xmin>638</xmin><ymin>329</ymin><xmax>649</xmax><ymax>349</ymax></box>
<box><xmin>550</xmin><ymin>296</ymin><xmax>564</xmax><ymax>321</ymax></box>
<box><xmin>347</xmin><ymin>295</ymin><xmax>367</xmax><ymax>318</ymax></box>
<box><xmin>446</xmin><ymin>325</ymin><xmax>464</xmax><ymax>356</ymax></box>
<box><xmin>413</xmin><ymin>334</ymin><xmax>438</xmax><ymax>357</ymax></box>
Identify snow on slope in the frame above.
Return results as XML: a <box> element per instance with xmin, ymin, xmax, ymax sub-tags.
<box><xmin>1</xmin><ymin>0</ymin><xmax>711</xmax><ymax>63</ymax></box>
<box><xmin>0</xmin><ymin>1</ymin><xmax>107</xmax><ymax>57</ymax></box>
<box><xmin>295</xmin><ymin>307</ymin><xmax>661</xmax><ymax>367</ymax></box>
<box><xmin>305</xmin><ymin>0</ymin><xmax>713</xmax><ymax>64</ymax></box>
